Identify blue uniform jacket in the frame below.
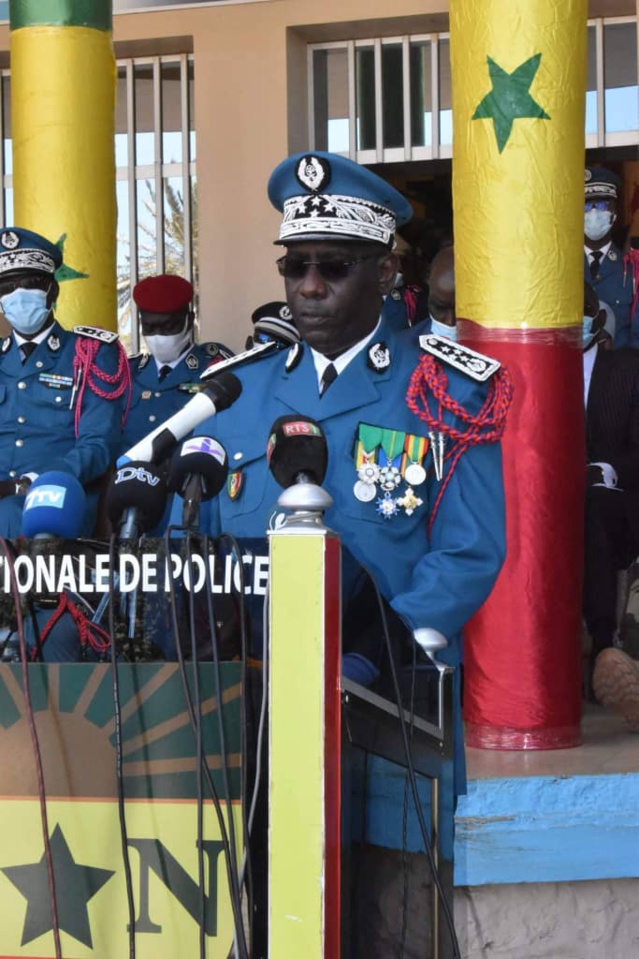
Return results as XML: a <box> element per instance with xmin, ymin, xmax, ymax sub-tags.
<box><xmin>122</xmin><ymin>342</ymin><xmax>232</xmax><ymax>451</ymax></box>
<box><xmin>182</xmin><ymin>321</ymin><xmax>506</xmax><ymax>666</ymax></box>
<box><xmin>585</xmin><ymin>245</ymin><xmax>636</xmax><ymax>349</ymax></box>
<box><xmin>0</xmin><ymin>322</ymin><xmax>122</xmax><ymax>483</ymax></box>
<box><xmin>381</xmin><ymin>285</ymin><xmax>430</xmax><ymax>333</ymax></box>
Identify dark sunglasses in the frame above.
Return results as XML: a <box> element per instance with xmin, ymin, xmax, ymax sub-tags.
<box><xmin>0</xmin><ymin>274</ymin><xmax>51</xmax><ymax>298</ymax></box>
<box><xmin>276</xmin><ymin>253</ymin><xmax>381</xmax><ymax>281</ymax></box>
<box><xmin>585</xmin><ymin>200</ymin><xmax>613</xmax><ymax>212</ymax></box>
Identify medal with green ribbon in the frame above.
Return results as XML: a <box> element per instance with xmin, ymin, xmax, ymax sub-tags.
<box><xmin>354</xmin><ymin>424</ymin><xmax>383</xmax><ymax>500</ymax></box>
<box><xmin>378</xmin><ymin>428</ymin><xmax>405</xmax><ymax>491</ymax></box>
<box><xmin>402</xmin><ymin>433</ymin><xmax>429</xmax><ymax>486</ymax></box>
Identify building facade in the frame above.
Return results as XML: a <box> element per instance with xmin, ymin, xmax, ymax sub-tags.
<box><xmin>0</xmin><ymin>0</ymin><xmax>636</xmax><ymax>350</ymax></box>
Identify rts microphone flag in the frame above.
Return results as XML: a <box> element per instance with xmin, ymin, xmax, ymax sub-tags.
<box><xmin>266</xmin><ymin>415</ymin><xmax>328</xmax><ymax>488</ymax></box>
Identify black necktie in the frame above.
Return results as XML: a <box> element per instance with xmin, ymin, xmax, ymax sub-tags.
<box><xmin>158</xmin><ymin>364</ymin><xmax>172</xmax><ymax>382</ymax></box>
<box><xmin>589</xmin><ymin>250</ymin><xmax>602</xmax><ymax>280</ymax></box>
<box><xmin>21</xmin><ymin>342</ymin><xmax>36</xmax><ymax>363</ymax></box>
<box><xmin>320</xmin><ymin>363</ymin><xmax>338</xmax><ymax>395</ymax></box>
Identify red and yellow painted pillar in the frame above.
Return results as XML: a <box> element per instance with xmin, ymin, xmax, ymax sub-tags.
<box><xmin>451</xmin><ymin>0</ymin><xmax>588</xmax><ymax>748</ymax></box>
<box><xmin>10</xmin><ymin>0</ymin><xmax>117</xmax><ymax>331</ymax></box>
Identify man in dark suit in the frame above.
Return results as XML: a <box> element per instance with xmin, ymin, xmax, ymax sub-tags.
<box><xmin>583</xmin><ymin>282</ymin><xmax>639</xmax><ymax>727</ymax></box>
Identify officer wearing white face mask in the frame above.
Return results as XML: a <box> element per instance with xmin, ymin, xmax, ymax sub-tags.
<box><xmin>121</xmin><ymin>274</ymin><xmax>233</xmax><ymax>452</ymax></box>
<box><xmin>584</xmin><ymin>166</ymin><xmax>637</xmax><ymax>349</ymax></box>
<box><xmin>0</xmin><ymin>227</ymin><xmax>128</xmax><ymax>536</ymax></box>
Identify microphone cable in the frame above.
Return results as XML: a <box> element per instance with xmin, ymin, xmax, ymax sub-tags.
<box><xmin>367</xmin><ymin>570</ymin><xmax>462</xmax><ymax>959</ymax></box>
<box><xmin>164</xmin><ymin>526</ymin><xmax>248</xmax><ymax>959</ymax></box>
<box><xmin>0</xmin><ymin>536</ymin><xmax>62</xmax><ymax>959</ymax></box>
<box><xmin>400</xmin><ymin>640</ymin><xmax>418</xmax><ymax>958</ymax></box>
<box><xmin>205</xmin><ymin>533</ymin><xmax>254</xmax><ymax>958</ymax></box>
<box><xmin>108</xmin><ymin>533</ymin><xmax>137</xmax><ymax>959</ymax></box>
<box><xmin>211</xmin><ymin>533</ymin><xmax>255</xmax><ymax>955</ymax></box>
<box><xmin>184</xmin><ymin>533</ymin><xmax>206</xmax><ymax>959</ymax></box>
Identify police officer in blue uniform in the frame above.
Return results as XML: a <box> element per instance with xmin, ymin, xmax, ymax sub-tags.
<box><xmin>122</xmin><ymin>274</ymin><xmax>233</xmax><ymax>452</ymax></box>
<box><xmin>0</xmin><ymin>227</ymin><xmax>126</xmax><ymax>536</ymax></box>
<box><xmin>181</xmin><ymin>152</ymin><xmax>508</xmax><ymax>688</ymax></box>
<box><xmin>176</xmin><ymin>153</ymin><xmax>509</xmax><ymax>958</ymax></box>
<box><xmin>584</xmin><ymin>166</ymin><xmax>637</xmax><ymax>349</ymax></box>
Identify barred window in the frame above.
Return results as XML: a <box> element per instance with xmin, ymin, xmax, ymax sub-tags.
<box><xmin>309</xmin><ymin>17</ymin><xmax>639</xmax><ymax>161</ymax></box>
<box><xmin>0</xmin><ymin>52</ymin><xmax>197</xmax><ymax>354</ymax></box>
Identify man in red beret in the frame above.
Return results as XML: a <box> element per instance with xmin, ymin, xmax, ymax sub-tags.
<box><xmin>121</xmin><ymin>274</ymin><xmax>233</xmax><ymax>452</ymax></box>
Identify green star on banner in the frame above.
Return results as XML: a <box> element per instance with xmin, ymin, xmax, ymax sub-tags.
<box><xmin>55</xmin><ymin>233</ymin><xmax>89</xmax><ymax>284</ymax></box>
<box><xmin>2</xmin><ymin>824</ymin><xmax>114</xmax><ymax>948</ymax></box>
<box><xmin>472</xmin><ymin>53</ymin><xmax>550</xmax><ymax>153</ymax></box>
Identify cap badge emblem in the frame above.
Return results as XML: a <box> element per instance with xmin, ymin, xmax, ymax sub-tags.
<box><xmin>296</xmin><ymin>155</ymin><xmax>331</xmax><ymax>193</ymax></box>
<box><xmin>1</xmin><ymin>231</ymin><xmax>19</xmax><ymax>250</ymax></box>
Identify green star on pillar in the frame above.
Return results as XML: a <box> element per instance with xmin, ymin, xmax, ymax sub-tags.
<box><xmin>472</xmin><ymin>53</ymin><xmax>550</xmax><ymax>153</ymax></box>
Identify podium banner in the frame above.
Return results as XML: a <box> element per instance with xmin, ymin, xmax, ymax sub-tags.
<box><xmin>0</xmin><ymin>662</ymin><xmax>243</xmax><ymax>958</ymax></box>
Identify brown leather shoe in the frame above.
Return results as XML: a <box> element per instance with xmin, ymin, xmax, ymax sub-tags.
<box><xmin>592</xmin><ymin>648</ymin><xmax>639</xmax><ymax>731</ymax></box>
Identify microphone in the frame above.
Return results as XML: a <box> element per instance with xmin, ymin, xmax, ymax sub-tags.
<box><xmin>200</xmin><ymin>316</ymin><xmax>299</xmax><ymax>381</ymax></box>
<box><xmin>117</xmin><ymin>371</ymin><xmax>242</xmax><ymax>466</ymax></box>
<box><xmin>166</xmin><ymin>435</ymin><xmax>229</xmax><ymax>528</ymax></box>
<box><xmin>266</xmin><ymin>415</ymin><xmax>328</xmax><ymax>488</ymax></box>
<box><xmin>105</xmin><ymin>462</ymin><xmax>168</xmax><ymax>539</ymax></box>
<box><xmin>21</xmin><ymin>471</ymin><xmax>87</xmax><ymax>538</ymax></box>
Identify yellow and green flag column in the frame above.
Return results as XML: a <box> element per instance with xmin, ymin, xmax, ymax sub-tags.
<box><xmin>10</xmin><ymin>0</ymin><xmax>117</xmax><ymax>331</ymax></box>
<box><xmin>451</xmin><ymin>0</ymin><xmax>587</xmax><ymax>749</ymax></box>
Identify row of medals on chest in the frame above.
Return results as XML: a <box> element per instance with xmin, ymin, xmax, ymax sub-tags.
<box><xmin>353</xmin><ymin>428</ymin><xmax>445</xmax><ymax>520</ymax></box>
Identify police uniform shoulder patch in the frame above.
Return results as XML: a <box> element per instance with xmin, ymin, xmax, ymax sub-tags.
<box><xmin>285</xmin><ymin>341</ymin><xmax>303</xmax><ymax>372</ymax></box>
<box><xmin>186</xmin><ymin>353</ymin><xmax>199</xmax><ymax>370</ymax></box>
<box><xmin>47</xmin><ymin>333</ymin><xmax>60</xmax><ymax>352</ymax></box>
<box><xmin>1</xmin><ymin>335</ymin><xmax>11</xmax><ymax>354</ymax></box>
<box><xmin>74</xmin><ymin>325</ymin><xmax>118</xmax><ymax>345</ymax></box>
<box><xmin>419</xmin><ymin>334</ymin><xmax>501</xmax><ymax>382</ymax></box>
<box><xmin>608</xmin><ymin>249</ymin><xmax>618</xmax><ymax>262</ymax></box>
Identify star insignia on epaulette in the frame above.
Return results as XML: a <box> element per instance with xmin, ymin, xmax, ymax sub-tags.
<box><xmin>419</xmin><ymin>334</ymin><xmax>501</xmax><ymax>382</ymax></box>
<box><xmin>74</xmin><ymin>325</ymin><xmax>118</xmax><ymax>345</ymax></box>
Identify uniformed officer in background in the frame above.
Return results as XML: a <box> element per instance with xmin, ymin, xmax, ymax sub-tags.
<box><xmin>584</xmin><ymin>166</ymin><xmax>637</xmax><ymax>349</ymax></box>
<box><xmin>122</xmin><ymin>273</ymin><xmax>233</xmax><ymax>452</ymax></box>
<box><xmin>381</xmin><ymin>231</ymin><xmax>429</xmax><ymax>331</ymax></box>
<box><xmin>0</xmin><ymin>227</ymin><xmax>127</xmax><ymax>536</ymax></box>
